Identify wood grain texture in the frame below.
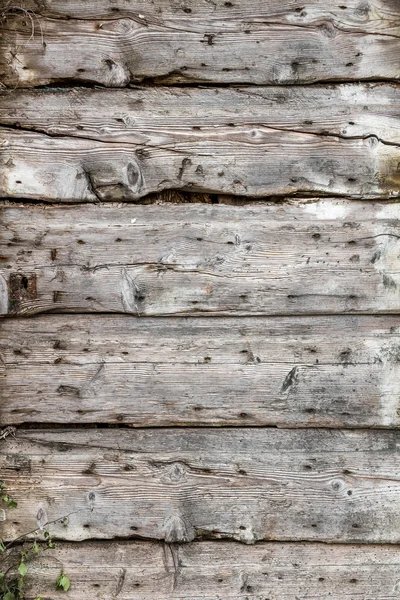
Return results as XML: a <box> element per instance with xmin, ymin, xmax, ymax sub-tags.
<box><xmin>4</xmin><ymin>540</ymin><xmax>400</xmax><ymax>600</ymax></box>
<box><xmin>1</xmin><ymin>200</ymin><xmax>399</xmax><ymax>317</ymax></box>
<box><xmin>14</xmin><ymin>0</ymin><xmax>400</xmax><ymax>34</ymax></box>
<box><xmin>1</xmin><ymin>85</ymin><xmax>399</xmax><ymax>200</ymax></box>
<box><xmin>1</xmin><ymin>315</ymin><xmax>400</xmax><ymax>428</ymax></box>
<box><xmin>2</xmin><ymin>428</ymin><xmax>400</xmax><ymax>543</ymax></box>
<box><xmin>2</xmin><ymin>83</ymin><xmax>399</xmax><ymax>143</ymax></box>
<box><xmin>1</xmin><ymin>1</ymin><xmax>399</xmax><ymax>86</ymax></box>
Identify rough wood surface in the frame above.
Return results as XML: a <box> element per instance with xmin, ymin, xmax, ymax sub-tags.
<box><xmin>1</xmin><ymin>1</ymin><xmax>399</xmax><ymax>87</ymax></box>
<box><xmin>2</xmin><ymin>84</ymin><xmax>400</xmax><ymax>143</ymax></box>
<box><xmin>1</xmin><ymin>315</ymin><xmax>400</xmax><ymax>428</ymax></box>
<box><xmin>13</xmin><ymin>0</ymin><xmax>400</xmax><ymax>34</ymax></box>
<box><xmin>1</xmin><ymin>200</ymin><xmax>399</xmax><ymax>317</ymax></box>
<box><xmin>1</xmin><ymin>85</ymin><xmax>399</xmax><ymax>200</ymax></box>
<box><xmin>2</xmin><ymin>428</ymin><xmax>400</xmax><ymax>543</ymax></box>
<box><xmin>4</xmin><ymin>540</ymin><xmax>400</xmax><ymax>600</ymax></box>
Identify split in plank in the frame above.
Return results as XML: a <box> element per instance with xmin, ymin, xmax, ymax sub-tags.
<box><xmin>3</xmin><ymin>428</ymin><xmax>400</xmax><ymax>543</ymax></box>
<box><xmin>1</xmin><ymin>85</ymin><xmax>400</xmax><ymax>200</ymax></box>
<box><xmin>1</xmin><ymin>200</ymin><xmax>399</xmax><ymax>317</ymax></box>
<box><xmin>1</xmin><ymin>315</ymin><xmax>400</xmax><ymax>428</ymax></box>
<box><xmin>4</xmin><ymin>540</ymin><xmax>400</xmax><ymax>599</ymax></box>
<box><xmin>1</xmin><ymin>1</ymin><xmax>399</xmax><ymax>86</ymax></box>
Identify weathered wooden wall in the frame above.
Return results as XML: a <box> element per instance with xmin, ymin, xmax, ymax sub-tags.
<box><xmin>1</xmin><ymin>0</ymin><xmax>400</xmax><ymax>598</ymax></box>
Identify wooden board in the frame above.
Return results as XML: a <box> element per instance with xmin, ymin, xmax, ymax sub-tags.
<box><xmin>4</xmin><ymin>540</ymin><xmax>400</xmax><ymax>600</ymax></box>
<box><xmin>3</xmin><ymin>428</ymin><xmax>400</xmax><ymax>543</ymax></box>
<box><xmin>1</xmin><ymin>84</ymin><xmax>399</xmax><ymax>200</ymax></box>
<box><xmin>1</xmin><ymin>315</ymin><xmax>400</xmax><ymax>428</ymax></box>
<box><xmin>2</xmin><ymin>84</ymin><xmax>400</xmax><ymax>143</ymax></box>
<box><xmin>1</xmin><ymin>85</ymin><xmax>400</xmax><ymax>200</ymax></box>
<box><xmin>1</xmin><ymin>1</ymin><xmax>399</xmax><ymax>87</ymax></box>
<box><xmin>1</xmin><ymin>200</ymin><xmax>399</xmax><ymax>317</ymax></box>
<box><xmin>11</xmin><ymin>0</ymin><xmax>400</xmax><ymax>34</ymax></box>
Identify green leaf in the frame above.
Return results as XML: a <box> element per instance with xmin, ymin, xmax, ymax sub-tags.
<box><xmin>32</xmin><ymin>541</ymin><xmax>40</xmax><ymax>554</ymax></box>
<box><xmin>0</xmin><ymin>540</ymin><xmax>5</xmax><ymax>552</ymax></box>
<box><xmin>34</xmin><ymin>597</ymin><xmax>43</xmax><ymax>600</ymax></box>
<box><xmin>4</xmin><ymin>591</ymin><xmax>16</xmax><ymax>600</ymax></box>
<box><xmin>18</xmin><ymin>562</ymin><xmax>27</xmax><ymax>577</ymax></box>
<box><xmin>57</xmin><ymin>573</ymin><xmax>71</xmax><ymax>592</ymax></box>
<box><xmin>7</xmin><ymin>499</ymin><xmax>18</xmax><ymax>509</ymax></box>
<box><xmin>43</xmin><ymin>530</ymin><xmax>50</xmax><ymax>539</ymax></box>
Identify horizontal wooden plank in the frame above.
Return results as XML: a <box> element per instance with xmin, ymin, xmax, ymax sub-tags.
<box><xmin>0</xmin><ymin>200</ymin><xmax>399</xmax><ymax>316</ymax></box>
<box><xmin>1</xmin><ymin>1</ymin><xmax>399</xmax><ymax>86</ymax></box>
<box><xmin>2</xmin><ymin>84</ymin><xmax>400</xmax><ymax>143</ymax></box>
<box><xmin>1</xmin><ymin>84</ymin><xmax>399</xmax><ymax>200</ymax></box>
<box><xmin>2</xmin><ymin>428</ymin><xmax>400</xmax><ymax>543</ymax></box>
<box><xmin>13</xmin><ymin>0</ymin><xmax>400</xmax><ymax>35</ymax></box>
<box><xmin>1</xmin><ymin>130</ymin><xmax>397</xmax><ymax>201</ymax></box>
<box><xmin>1</xmin><ymin>315</ymin><xmax>400</xmax><ymax>427</ymax></box>
<box><xmin>1</xmin><ymin>85</ymin><xmax>399</xmax><ymax>200</ymax></box>
<box><xmin>4</xmin><ymin>540</ymin><xmax>400</xmax><ymax>600</ymax></box>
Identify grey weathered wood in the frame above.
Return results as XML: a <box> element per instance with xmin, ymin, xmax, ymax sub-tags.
<box><xmin>1</xmin><ymin>1</ymin><xmax>399</xmax><ymax>87</ymax></box>
<box><xmin>1</xmin><ymin>84</ymin><xmax>399</xmax><ymax>143</ymax></box>
<box><xmin>1</xmin><ymin>200</ymin><xmax>399</xmax><ymax>316</ymax></box>
<box><xmin>1</xmin><ymin>315</ymin><xmax>400</xmax><ymax>428</ymax></box>
<box><xmin>5</xmin><ymin>540</ymin><xmax>400</xmax><ymax>600</ymax></box>
<box><xmin>13</xmin><ymin>0</ymin><xmax>400</xmax><ymax>35</ymax></box>
<box><xmin>2</xmin><ymin>428</ymin><xmax>400</xmax><ymax>543</ymax></box>
<box><xmin>1</xmin><ymin>84</ymin><xmax>400</xmax><ymax>200</ymax></box>
<box><xmin>1</xmin><ymin>129</ymin><xmax>398</xmax><ymax>201</ymax></box>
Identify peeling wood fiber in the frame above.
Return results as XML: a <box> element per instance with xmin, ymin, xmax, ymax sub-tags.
<box><xmin>1</xmin><ymin>315</ymin><xmax>400</xmax><ymax>427</ymax></box>
<box><xmin>1</xmin><ymin>1</ymin><xmax>399</xmax><ymax>87</ymax></box>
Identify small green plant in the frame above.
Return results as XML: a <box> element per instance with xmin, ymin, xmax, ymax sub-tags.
<box><xmin>0</xmin><ymin>483</ymin><xmax>17</xmax><ymax>510</ymax></box>
<box><xmin>56</xmin><ymin>573</ymin><xmax>71</xmax><ymax>592</ymax></box>
<box><xmin>0</xmin><ymin>481</ymin><xmax>72</xmax><ymax>600</ymax></box>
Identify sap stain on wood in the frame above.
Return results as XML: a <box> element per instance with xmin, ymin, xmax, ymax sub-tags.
<box><xmin>7</xmin><ymin>272</ymin><xmax>37</xmax><ymax>314</ymax></box>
